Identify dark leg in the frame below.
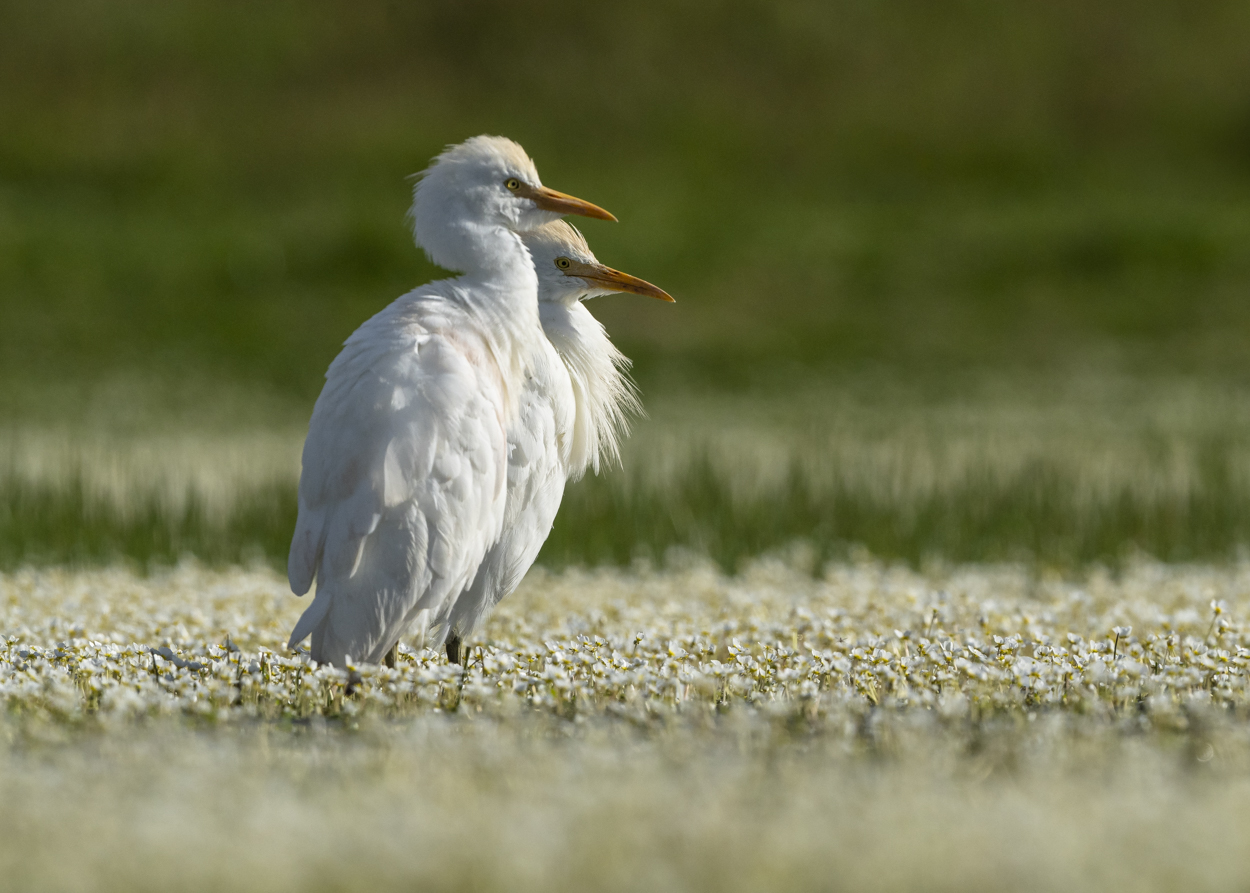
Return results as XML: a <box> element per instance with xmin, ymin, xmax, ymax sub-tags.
<box><xmin>383</xmin><ymin>644</ymin><xmax>398</xmax><ymax>669</ymax></box>
<box><xmin>446</xmin><ymin>633</ymin><xmax>462</xmax><ymax>665</ymax></box>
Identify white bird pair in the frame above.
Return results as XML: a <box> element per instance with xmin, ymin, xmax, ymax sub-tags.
<box><xmin>286</xmin><ymin>136</ymin><xmax>672</xmax><ymax>667</ymax></box>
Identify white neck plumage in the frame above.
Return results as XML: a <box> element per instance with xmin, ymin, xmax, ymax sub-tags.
<box><xmin>541</xmin><ymin>301</ymin><xmax>641</xmax><ymax>479</ymax></box>
<box><xmin>424</xmin><ymin>217</ymin><xmax>543</xmax><ymax>418</ymax></box>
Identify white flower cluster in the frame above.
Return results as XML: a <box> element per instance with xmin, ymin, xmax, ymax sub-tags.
<box><xmin>3</xmin><ymin>558</ymin><xmax>1249</xmax><ymax>738</ymax></box>
<box><xmin>8</xmin><ymin>558</ymin><xmax>1250</xmax><ymax>892</ymax></box>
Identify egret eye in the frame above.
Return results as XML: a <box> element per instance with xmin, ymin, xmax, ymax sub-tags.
<box><xmin>555</xmin><ymin>257</ymin><xmax>572</xmax><ymax>270</ymax></box>
<box><xmin>505</xmin><ymin>178</ymin><xmax>521</xmax><ymax>191</ymax></box>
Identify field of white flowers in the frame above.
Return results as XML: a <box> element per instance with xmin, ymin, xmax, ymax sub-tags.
<box><xmin>5</xmin><ymin>555</ymin><xmax>1250</xmax><ymax>891</ymax></box>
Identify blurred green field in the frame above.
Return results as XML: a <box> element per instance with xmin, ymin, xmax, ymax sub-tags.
<box><xmin>4</xmin><ymin>0</ymin><xmax>1250</xmax><ymax>568</ymax></box>
<box><xmin>4</xmin><ymin>0</ymin><xmax>1250</xmax><ymax>394</ymax></box>
<box><xmin>8</xmin><ymin>374</ymin><xmax>1250</xmax><ymax>571</ymax></box>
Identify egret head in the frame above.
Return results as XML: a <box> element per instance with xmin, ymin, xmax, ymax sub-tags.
<box><xmin>523</xmin><ymin>221</ymin><xmax>675</xmax><ymax>305</ymax></box>
<box><xmin>411</xmin><ymin>136</ymin><xmax>615</xmax><ymax>272</ymax></box>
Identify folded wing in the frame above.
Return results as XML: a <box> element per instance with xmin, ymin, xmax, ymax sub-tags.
<box><xmin>445</xmin><ymin>342</ymin><xmax>574</xmax><ymax>640</ymax></box>
<box><xmin>288</xmin><ymin>294</ymin><xmax>509</xmax><ymax>665</ymax></box>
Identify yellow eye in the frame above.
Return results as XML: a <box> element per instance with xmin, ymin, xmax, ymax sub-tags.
<box><xmin>555</xmin><ymin>257</ymin><xmax>572</xmax><ymax>270</ymax></box>
<box><xmin>505</xmin><ymin>178</ymin><xmax>521</xmax><ymax>191</ymax></box>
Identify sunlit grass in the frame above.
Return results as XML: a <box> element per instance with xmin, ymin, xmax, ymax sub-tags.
<box><xmin>545</xmin><ymin>446</ymin><xmax>1250</xmax><ymax>569</ymax></box>
<box><xmin>7</xmin><ymin>376</ymin><xmax>1250</xmax><ymax>570</ymax></box>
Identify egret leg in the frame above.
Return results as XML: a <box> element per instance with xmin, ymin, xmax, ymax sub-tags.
<box><xmin>446</xmin><ymin>634</ymin><xmax>462</xmax><ymax>665</ymax></box>
<box><xmin>383</xmin><ymin>644</ymin><xmax>398</xmax><ymax>669</ymax></box>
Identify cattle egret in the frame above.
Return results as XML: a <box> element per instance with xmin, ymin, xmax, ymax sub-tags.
<box><xmin>286</xmin><ymin>136</ymin><xmax>616</xmax><ymax>668</ymax></box>
<box><xmin>442</xmin><ymin>220</ymin><xmax>673</xmax><ymax>663</ymax></box>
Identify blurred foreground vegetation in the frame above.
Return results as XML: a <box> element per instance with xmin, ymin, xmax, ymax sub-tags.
<box><xmin>6</xmin><ymin>561</ymin><xmax>1250</xmax><ymax>890</ymax></box>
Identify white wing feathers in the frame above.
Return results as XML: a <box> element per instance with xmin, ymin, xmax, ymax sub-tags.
<box><xmin>287</xmin><ymin>293</ymin><xmax>510</xmax><ymax>665</ymax></box>
<box><xmin>445</xmin><ymin>343</ymin><xmax>573</xmax><ymax>639</ymax></box>
<box><xmin>441</xmin><ymin>301</ymin><xmax>640</xmax><ymax>644</ymax></box>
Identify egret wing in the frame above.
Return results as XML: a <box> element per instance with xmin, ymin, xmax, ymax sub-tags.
<box><xmin>446</xmin><ymin>342</ymin><xmax>574</xmax><ymax>639</ymax></box>
<box><xmin>288</xmin><ymin>295</ymin><xmax>509</xmax><ymax>665</ymax></box>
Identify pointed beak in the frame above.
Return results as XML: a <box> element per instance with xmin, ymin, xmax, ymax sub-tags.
<box><xmin>566</xmin><ymin>260</ymin><xmax>675</xmax><ymax>302</ymax></box>
<box><xmin>519</xmin><ymin>183</ymin><xmax>618</xmax><ymax>222</ymax></box>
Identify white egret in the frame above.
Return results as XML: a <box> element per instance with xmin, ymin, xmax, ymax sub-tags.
<box><xmin>442</xmin><ymin>220</ymin><xmax>673</xmax><ymax>663</ymax></box>
<box><xmin>286</xmin><ymin>136</ymin><xmax>616</xmax><ymax>668</ymax></box>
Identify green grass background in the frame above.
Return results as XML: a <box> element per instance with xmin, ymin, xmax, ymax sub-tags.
<box><xmin>7</xmin><ymin>450</ymin><xmax>1248</xmax><ymax>571</ymax></box>
<box><xmin>4</xmin><ymin>0</ymin><xmax>1250</xmax><ymax>569</ymax></box>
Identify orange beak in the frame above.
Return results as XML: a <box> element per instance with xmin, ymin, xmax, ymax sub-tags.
<box><xmin>564</xmin><ymin>259</ymin><xmax>675</xmax><ymax>302</ymax></box>
<box><xmin>517</xmin><ymin>183</ymin><xmax>618</xmax><ymax>222</ymax></box>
